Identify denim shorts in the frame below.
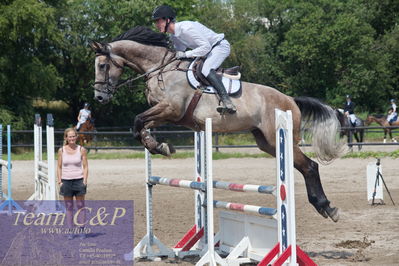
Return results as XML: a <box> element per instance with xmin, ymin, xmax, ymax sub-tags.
<box><xmin>60</xmin><ymin>178</ymin><xmax>87</xmax><ymax>197</ymax></box>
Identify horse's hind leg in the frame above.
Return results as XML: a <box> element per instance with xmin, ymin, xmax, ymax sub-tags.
<box><xmin>252</xmin><ymin>128</ymin><xmax>339</xmax><ymax>222</ymax></box>
<box><xmin>388</xmin><ymin>129</ymin><xmax>397</xmax><ymax>142</ymax></box>
<box><xmin>293</xmin><ymin>146</ymin><xmax>339</xmax><ymax>222</ymax></box>
<box><xmin>358</xmin><ymin>130</ymin><xmax>364</xmax><ymax>151</ymax></box>
<box><xmin>383</xmin><ymin>129</ymin><xmax>388</xmax><ymax>143</ymax></box>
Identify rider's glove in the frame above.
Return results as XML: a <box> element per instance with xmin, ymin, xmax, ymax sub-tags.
<box><xmin>176</xmin><ymin>51</ymin><xmax>187</xmax><ymax>59</ymax></box>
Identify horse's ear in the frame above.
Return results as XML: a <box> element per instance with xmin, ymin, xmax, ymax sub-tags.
<box><xmin>90</xmin><ymin>41</ymin><xmax>104</xmax><ymax>53</ymax></box>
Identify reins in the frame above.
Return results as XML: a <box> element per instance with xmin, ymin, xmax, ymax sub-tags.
<box><xmin>114</xmin><ymin>56</ymin><xmax>178</xmax><ymax>89</ymax></box>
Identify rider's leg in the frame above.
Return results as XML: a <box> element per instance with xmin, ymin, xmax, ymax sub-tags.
<box><xmin>206</xmin><ymin>69</ymin><xmax>236</xmax><ymax>114</ymax></box>
<box><xmin>349</xmin><ymin>114</ymin><xmax>356</xmax><ymax>126</ymax></box>
<box><xmin>387</xmin><ymin>113</ymin><xmax>394</xmax><ymax>125</ymax></box>
<box><xmin>76</xmin><ymin>122</ymin><xmax>81</xmax><ymax>131</ymax></box>
<box><xmin>202</xmin><ymin>40</ymin><xmax>236</xmax><ymax>114</ymax></box>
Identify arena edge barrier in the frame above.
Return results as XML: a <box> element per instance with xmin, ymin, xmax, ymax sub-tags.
<box><xmin>26</xmin><ymin>114</ymin><xmax>61</xmax><ymax>213</ymax></box>
<box><xmin>0</xmin><ymin>124</ymin><xmax>25</xmax><ymax>215</ymax></box>
<box><xmin>127</xmin><ymin>109</ymin><xmax>317</xmax><ymax>265</ymax></box>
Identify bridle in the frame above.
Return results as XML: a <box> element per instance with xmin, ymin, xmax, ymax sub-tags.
<box><xmin>93</xmin><ymin>45</ymin><xmax>177</xmax><ymax>97</ymax></box>
<box><xmin>93</xmin><ymin>51</ymin><xmax>124</xmax><ymax>95</ymax></box>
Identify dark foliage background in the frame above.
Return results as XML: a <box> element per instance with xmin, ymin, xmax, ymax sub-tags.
<box><xmin>1</xmin><ymin>0</ymin><xmax>398</xmax><ymax>128</ymax></box>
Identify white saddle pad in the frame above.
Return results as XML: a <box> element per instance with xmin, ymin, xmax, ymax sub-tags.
<box><xmin>186</xmin><ymin>59</ymin><xmax>241</xmax><ymax>95</ymax></box>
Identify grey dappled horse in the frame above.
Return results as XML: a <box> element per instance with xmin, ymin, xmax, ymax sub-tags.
<box><xmin>90</xmin><ymin>35</ymin><xmax>343</xmax><ymax>222</ymax></box>
<box><xmin>335</xmin><ymin>109</ymin><xmax>364</xmax><ymax>151</ymax></box>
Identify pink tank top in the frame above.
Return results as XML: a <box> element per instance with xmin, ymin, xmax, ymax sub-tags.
<box><xmin>61</xmin><ymin>145</ymin><xmax>84</xmax><ymax>180</ymax></box>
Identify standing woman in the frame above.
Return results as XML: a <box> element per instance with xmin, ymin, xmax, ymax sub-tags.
<box><xmin>57</xmin><ymin>127</ymin><xmax>89</xmax><ymax>239</ymax></box>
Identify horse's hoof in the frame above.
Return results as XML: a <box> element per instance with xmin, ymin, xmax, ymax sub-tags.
<box><xmin>168</xmin><ymin>143</ymin><xmax>176</xmax><ymax>154</ymax></box>
<box><xmin>326</xmin><ymin>207</ymin><xmax>340</xmax><ymax>222</ymax></box>
<box><xmin>156</xmin><ymin>143</ymin><xmax>176</xmax><ymax>157</ymax></box>
<box><xmin>316</xmin><ymin>208</ymin><xmax>329</xmax><ymax>219</ymax></box>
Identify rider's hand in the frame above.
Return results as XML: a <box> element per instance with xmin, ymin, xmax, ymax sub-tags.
<box><xmin>176</xmin><ymin>51</ymin><xmax>187</xmax><ymax>59</ymax></box>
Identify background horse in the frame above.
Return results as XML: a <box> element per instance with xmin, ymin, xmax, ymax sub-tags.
<box><xmin>77</xmin><ymin>119</ymin><xmax>96</xmax><ymax>146</ymax></box>
<box><xmin>90</xmin><ymin>29</ymin><xmax>344</xmax><ymax>222</ymax></box>
<box><xmin>335</xmin><ymin>109</ymin><xmax>364</xmax><ymax>151</ymax></box>
<box><xmin>365</xmin><ymin>114</ymin><xmax>398</xmax><ymax>143</ymax></box>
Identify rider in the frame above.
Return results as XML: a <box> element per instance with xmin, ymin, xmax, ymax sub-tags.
<box><xmin>343</xmin><ymin>95</ymin><xmax>356</xmax><ymax>126</ymax></box>
<box><xmin>387</xmin><ymin>98</ymin><xmax>397</xmax><ymax>125</ymax></box>
<box><xmin>151</xmin><ymin>5</ymin><xmax>237</xmax><ymax>114</ymax></box>
<box><xmin>76</xmin><ymin>103</ymin><xmax>92</xmax><ymax>131</ymax></box>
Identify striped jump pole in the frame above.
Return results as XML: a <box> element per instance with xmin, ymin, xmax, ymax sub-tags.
<box><xmin>148</xmin><ymin>176</ymin><xmax>275</xmax><ymax>195</ymax></box>
<box><xmin>212</xmin><ymin>200</ymin><xmax>277</xmax><ymax>218</ymax></box>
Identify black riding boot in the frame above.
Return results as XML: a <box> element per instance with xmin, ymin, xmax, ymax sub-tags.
<box><xmin>206</xmin><ymin>69</ymin><xmax>237</xmax><ymax>114</ymax></box>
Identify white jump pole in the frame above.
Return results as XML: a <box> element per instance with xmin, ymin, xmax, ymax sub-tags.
<box><xmin>196</xmin><ymin>118</ymin><xmax>226</xmax><ymax>266</ymax></box>
<box><xmin>0</xmin><ymin>125</ymin><xmax>25</xmax><ymax>215</ymax></box>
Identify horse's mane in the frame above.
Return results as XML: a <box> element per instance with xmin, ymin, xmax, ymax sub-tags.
<box><xmin>371</xmin><ymin>114</ymin><xmax>386</xmax><ymax>119</ymax></box>
<box><xmin>112</xmin><ymin>26</ymin><xmax>169</xmax><ymax>47</ymax></box>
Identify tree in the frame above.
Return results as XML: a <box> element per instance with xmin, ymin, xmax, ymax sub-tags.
<box><xmin>0</xmin><ymin>0</ymin><xmax>63</xmax><ymax>127</ymax></box>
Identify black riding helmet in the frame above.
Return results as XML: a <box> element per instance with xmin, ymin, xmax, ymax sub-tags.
<box><xmin>152</xmin><ymin>5</ymin><xmax>176</xmax><ymax>21</ymax></box>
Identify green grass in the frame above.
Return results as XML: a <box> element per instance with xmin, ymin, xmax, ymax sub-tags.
<box><xmin>6</xmin><ymin>149</ymin><xmax>399</xmax><ymax>161</ymax></box>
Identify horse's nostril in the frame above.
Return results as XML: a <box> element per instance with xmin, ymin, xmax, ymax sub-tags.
<box><xmin>96</xmin><ymin>96</ymin><xmax>103</xmax><ymax>101</ymax></box>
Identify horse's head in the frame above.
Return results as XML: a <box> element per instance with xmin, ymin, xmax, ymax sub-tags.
<box><xmin>335</xmin><ymin>109</ymin><xmax>346</xmax><ymax>126</ymax></box>
<box><xmin>90</xmin><ymin>41</ymin><xmax>125</xmax><ymax>104</ymax></box>
<box><xmin>364</xmin><ymin>114</ymin><xmax>373</xmax><ymax>126</ymax></box>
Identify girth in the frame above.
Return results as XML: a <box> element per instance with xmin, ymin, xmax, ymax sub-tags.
<box><xmin>175</xmin><ymin>90</ymin><xmax>203</xmax><ymax>131</ymax></box>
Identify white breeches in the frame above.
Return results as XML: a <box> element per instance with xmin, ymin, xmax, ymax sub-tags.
<box><xmin>201</xmin><ymin>40</ymin><xmax>230</xmax><ymax>76</ymax></box>
<box><xmin>348</xmin><ymin>114</ymin><xmax>356</xmax><ymax>124</ymax></box>
<box><xmin>387</xmin><ymin>112</ymin><xmax>397</xmax><ymax>122</ymax></box>
<box><xmin>76</xmin><ymin>120</ymin><xmax>86</xmax><ymax>130</ymax></box>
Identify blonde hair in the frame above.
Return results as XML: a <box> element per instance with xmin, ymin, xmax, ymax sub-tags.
<box><xmin>63</xmin><ymin>127</ymin><xmax>78</xmax><ymax>145</ymax></box>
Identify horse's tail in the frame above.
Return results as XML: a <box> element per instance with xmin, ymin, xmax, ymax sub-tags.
<box><xmin>294</xmin><ymin>96</ymin><xmax>344</xmax><ymax>163</ymax></box>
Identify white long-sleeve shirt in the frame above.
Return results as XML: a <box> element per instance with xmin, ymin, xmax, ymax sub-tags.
<box><xmin>78</xmin><ymin>109</ymin><xmax>91</xmax><ymax>123</ymax></box>
<box><xmin>171</xmin><ymin>21</ymin><xmax>225</xmax><ymax>58</ymax></box>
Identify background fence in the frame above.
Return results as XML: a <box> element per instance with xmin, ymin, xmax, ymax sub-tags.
<box><xmin>3</xmin><ymin>125</ymin><xmax>399</xmax><ymax>152</ymax></box>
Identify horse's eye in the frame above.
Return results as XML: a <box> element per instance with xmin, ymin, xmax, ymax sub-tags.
<box><xmin>99</xmin><ymin>63</ymin><xmax>107</xmax><ymax>70</ymax></box>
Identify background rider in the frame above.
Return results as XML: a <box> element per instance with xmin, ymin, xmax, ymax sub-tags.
<box><xmin>76</xmin><ymin>103</ymin><xmax>92</xmax><ymax>131</ymax></box>
<box><xmin>387</xmin><ymin>99</ymin><xmax>397</xmax><ymax>125</ymax></box>
<box><xmin>344</xmin><ymin>95</ymin><xmax>356</xmax><ymax>126</ymax></box>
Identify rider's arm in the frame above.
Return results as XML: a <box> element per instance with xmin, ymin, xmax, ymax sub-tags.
<box><xmin>179</xmin><ymin>25</ymin><xmax>211</xmax><ymax>58</ymax></box>
<box><xmin>81</xmin><ymin>147</ymin><xmax>88</xmax><ymax>185</ymax></box>
<box><xmin>57</xmin><ymin>148</ymin><xmax>63</xmax><ymax>185</ymax></box>
<box><xmin>77</xmin><ymin>111</ymin><xmax>82</xmax><ymax>121</ymax></box>
<box><xmin>171</xmin><ymin>36</ymin><xmax>187</xmax><ymax>52</ymax></box>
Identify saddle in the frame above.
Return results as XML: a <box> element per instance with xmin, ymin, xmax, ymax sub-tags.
<box><xmin>192</xmin><ymin>59</ymin><xmax>241</xmax><ymax>86</ymax></box>
<box><xmin>187</xmin><ymin>58</ymin><xmax>242</xmax><ymax>95</ymax></box>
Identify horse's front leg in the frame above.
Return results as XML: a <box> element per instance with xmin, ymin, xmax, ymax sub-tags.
<box><xmin>383</xmin><ymin>129</ymin><xmax>388</xmax><ymax>143</ymax></box>
<box><xmin>133</xmin><ymin>103</ymin><xmax>178</xmax><ymax>156</ymax></box>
